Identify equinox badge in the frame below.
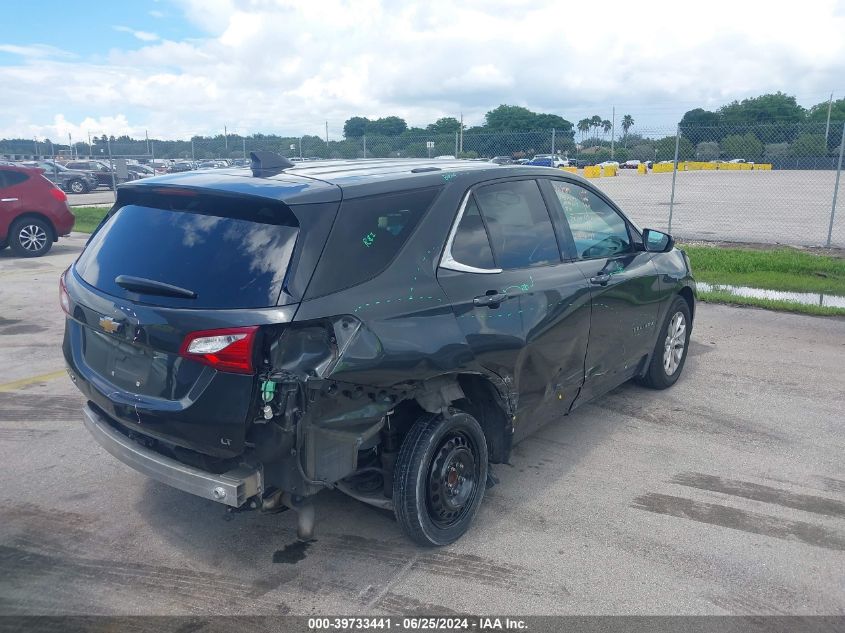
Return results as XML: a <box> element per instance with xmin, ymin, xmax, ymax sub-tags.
<box><xmin>98</xmin><ymin>317</ymin><xmax>121</xmax><ymax>334</ymax></box>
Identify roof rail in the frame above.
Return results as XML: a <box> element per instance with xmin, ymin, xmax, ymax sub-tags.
<box><xmin>250</xmin><ymin>151</ymin><xmax>294</xmax><ymax>177</ymax></box>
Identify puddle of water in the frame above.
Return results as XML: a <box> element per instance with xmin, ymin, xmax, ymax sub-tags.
<box><xmin>698</xmin><ymin>282</ymin><xmax>845</xmax><ymax>309</ymax></box>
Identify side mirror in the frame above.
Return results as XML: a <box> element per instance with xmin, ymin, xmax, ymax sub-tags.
<box><xmin>642</xmin><ymin>228</ymin><xmax>674</xmax><ymax>252</ymax></box>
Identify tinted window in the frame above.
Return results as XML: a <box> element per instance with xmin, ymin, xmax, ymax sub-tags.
<box><xmin>0</xmin><ymin>171</ymin><xmax>28</xmax><ymax>188</ymax></box>
<box><xmin>474</xmin><ymin>180</ymin><xmax>559</xmax><ymax>269</ymax></box>
<box><xmin>75</xmin><ymin>194</ymin><xmax>299</xmax><ymax>309</ymax></box>
<box><xmin>306</xmin><ymin>187</ymin><xmax>441</xmax><ymax>297</ymax></box>
<box><xmin>550</xmin><ymin>180</ymin><xmax>630</xmax><ymax>259</ymax></box>
<box><xmin>450</xmin><ymin>196</ymin><xmax>495</xmax><ymax>269</ymax></box>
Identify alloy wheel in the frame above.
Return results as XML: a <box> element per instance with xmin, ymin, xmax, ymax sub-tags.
<box><xmin>18</xmin><ymin>224</ymin><xmax>48</xmax><ymax>252</ymax></box>
<box><xmin>663</xmin><ymin>311</ymin><xmax>686</xmax><ymax>376</ymax></box>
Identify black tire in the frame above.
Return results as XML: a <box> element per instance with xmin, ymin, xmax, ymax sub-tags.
<box><xmin>638</xmin><ymin>296</ymin><xmax>691</xmax><ymax>389</ymax></box>
<box><xmin>68</xmin><ymin>178</ymin><xmax>88</xmax><ymax>194</ymax></box>
<box><xmin>393</xmin><ymin>410</ymin><xmax>488</xmax><ymax>547</ymax></box>
<box><xmin>9</xmin><ymin>217</ymin><xmax>53</xmax><ymax>257</ymax></box>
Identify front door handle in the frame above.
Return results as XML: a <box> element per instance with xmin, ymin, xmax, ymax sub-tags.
<box><xmin>590</xmin><ymin>273</ymin><xmax>612</xmax><ymax>286</ymax></box>
<box><xmin>1</xmin><ymin>198</ymin><xmax>19</xmax><ymax>202</ymax></box>
<box><xmin>473</xmin><ymin>291</ymin><xmax>507</xmax><ymax>308</ymax></box>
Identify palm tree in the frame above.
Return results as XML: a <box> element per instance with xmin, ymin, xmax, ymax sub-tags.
<box><xmin>577</xmin><ymin>119</ymin><xmax>590</xmax><ymax>143</ymax></box>
<box><xmin>621</xmin><ymin>114</ymin><xmax>634</xmax><ymax>147</ymax></box>
<box><xmin>601</xmin><ymin>120</ymin><xmax>612</xmax><ymax>144</ymax></box>
<box><xmin>589</xmin><ymin>115</ymin><xmax>602</xmax><ymax>146</ymax></box>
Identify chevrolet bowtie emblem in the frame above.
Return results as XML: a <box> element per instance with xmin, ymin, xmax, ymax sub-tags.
<box><xmin>98</xmin><ymin>317</ymin><xmax>121</xmax><ymax>334</ymax></box>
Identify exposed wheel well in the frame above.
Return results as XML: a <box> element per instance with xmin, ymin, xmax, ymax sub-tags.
<box><xmin>392</xmin><ymin>374</ymin><xmax>512</xmax><ymax>464</ymax></box>
<box><xmin>11</xmin><ymin>212</ymin><xmax>57</xmax><ymax>242</ymax></box>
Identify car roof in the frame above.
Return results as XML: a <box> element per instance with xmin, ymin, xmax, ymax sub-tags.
<box><xmin>121</xmin><ymin>159</ymin><xmax>592</xmax><ymax>204</ymax></box>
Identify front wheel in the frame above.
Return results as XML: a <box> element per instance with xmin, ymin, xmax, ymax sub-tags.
<box><xmin>638</xmin><ymin>296</ymin><xmax>691</xmax><ymax>389</ymax></box>
<box><xmin>393</xmin><ymin>411</ymin><xmax>488</xmax><ymax>547</ymax></box>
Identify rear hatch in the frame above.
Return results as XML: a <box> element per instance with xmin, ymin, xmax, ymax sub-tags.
<box><xmin>63</xmin><ymin>180</ymin><xmax>339</xmax><ymax>457</ymax></box>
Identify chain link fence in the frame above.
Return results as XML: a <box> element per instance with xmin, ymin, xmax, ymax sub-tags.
<box><xmin>2</xmin><ymin>121</ymin><xmax>844</xmax><ymax>247</ymax></box>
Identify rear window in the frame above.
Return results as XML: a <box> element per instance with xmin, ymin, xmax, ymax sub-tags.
<box><xmin>75</xmin><ymin>193</ymin><xmax>299</xmax><ymax>309</ymax></box>
<box><xmin>305</xmin><ymin>186</ymin><xmax>442</xmax><ymax>298</ymax></box>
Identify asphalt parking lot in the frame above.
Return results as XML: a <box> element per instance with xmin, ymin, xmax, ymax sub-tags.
<box><xmin>593</xmin><ymin>169</ymin><xmax>845</xmax><ymax>248</ymax></box>
<box><xmin>0</xmin><ymin>235</ymin><xmax>844</xmax><ymax>615</ymax></box>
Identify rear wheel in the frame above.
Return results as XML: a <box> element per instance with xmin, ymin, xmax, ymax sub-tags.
<box><xmin>638</xmin><ymin>296</ymin><xmax>691</xmax><ymax>389</ymax></box>
<box><xmin>68</xmin><ymin>178</ymin><xmax>88</xmax><ymax>194</ymax></box>
<box><xmin>393</xmin><ymin>411</ymin><xmax>488</xmax><ymax>546</ymax></box>
<box><xmin>9</xmin><ymin>218</ymin><xmax>52</xmax><ymax>257</ymax></box>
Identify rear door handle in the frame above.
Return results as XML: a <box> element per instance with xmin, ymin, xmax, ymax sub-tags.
<box><xmin>473</xmin><ymin>292</ymin><xmax>507</xmax><ymax>308</ymax></box>
<box><xmin>590</xmin><ymin>273</ymin><xmax>612</xmax><ymax>286</ymax></box>
<box><xmin>1</xmin><ymin>198</ymin><xmax>18</xmax><ymax>202</ymax></box>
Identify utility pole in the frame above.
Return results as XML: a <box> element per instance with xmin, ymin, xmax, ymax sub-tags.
<box><xmin>68</xmin><ymin>133</ymin><xmax>73</xmax><ymax>159</ymax></box>
<box><xmin>242</xmin><ymin>137</ymin><xmax>246</xmax><ymax>160</ymax></box>
<box><xmin>145</xmin><ymin>130</ymin><xmax>149</xmax><ymax>155</ymax></box>
<box><xmin>459</xmin><ymin>113</ymin><xmax>463</xmax><ymax>154</ymax></box>
<box><xmin>824</xmin><ymin>92</ymin><xmax>834</xmax><ymax>145</ymax></box>
<box><xmin>325</xmin><ymin>121</ymin><xmax>329</xmax><ymax>147</ymax></box>
<box><xmin>224</xmin><ymin>125</ymin><xmax>228</xmax><ymax>153</ymax></box>
<box><xmin>611</xmin><ymin>106</ymin><xmax>615</xmax><ymax>159</ymax></box>
<box><xmin>88</xmin><ymin>132</ymin><xmax>92</xmax><ymax>158</ymax></box>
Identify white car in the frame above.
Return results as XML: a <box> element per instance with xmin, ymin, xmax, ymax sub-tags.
<box><xmin>728</xmin><ymin>158</ymin><xmax>754</xmax><ymax>165</ymax></box>
<box><xmin>598</xmin><ymin>161</ymin><xmax>620</xmax><ymax>168</ymax></box>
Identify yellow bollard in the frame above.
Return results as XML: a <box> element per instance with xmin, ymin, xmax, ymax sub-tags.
<box><xmin>561</xmin><ymin>166</ymin><xmax>578</xmax><ymax>173</ymax></box>
<box><xmin>701</xmin><ymin>162</ymin><xmax>716</xmax><ymax>170</ymax></box>
<box><xmin>637</xmin><ymin>164</ymin><xmax>647</xmax><ymax>174</ymax></box>
<box><xmin>583</xmin><ymin>165</ymin><xmax>601</xmax><ymax>178</ymax></box>
<box><xmin>602</xmin><ymin>165</ymin><xmax>617</xmax><ymax>177</ymax></box>
<box><xmin>753</xmin><ymin>163</ymin><xmax>772</xmax><ymax>170</ymax></box>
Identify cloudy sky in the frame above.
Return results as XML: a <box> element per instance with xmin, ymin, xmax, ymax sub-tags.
<box><xmin>1</xmin><ymin>0</ymin><xmax>844</xmax><ymax>141</ymax></box>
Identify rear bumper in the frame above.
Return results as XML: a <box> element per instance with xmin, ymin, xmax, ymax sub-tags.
<box><xmin>82</xmin><ymin>404</ymin><xmax>263</xmax><ymax>507</ymax></box>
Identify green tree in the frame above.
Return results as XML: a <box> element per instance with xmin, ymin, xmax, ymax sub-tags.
<box><xmin>806</xmin><ymin>98</ymin><xmax>845</xmax><ymax>124</ymax></box>
<box><xmin>695</xmin><ymin>141</ymin><xmax>720</xmax><ymax>160</ymax></box>
<box><xmin>577</xmin><ymin>119</ymin><xmax>590</xmax><ymax>143</ymax></box>
<box><xmin>368</xmin><ymin>116</ymin><xmax>408</xmax><ymax>136</ymax></box>
<box><xmin>789</xmin><ymin>134</ymin><xmax>828</xmax><ymax>157</ymax></box>
<box><xmin>719</xmin><ymin>92</ymin><xmax>805</xmax><ymax>125</ymax></box>
<box><xmin>621</xmin><ymin>114</ymin><xmax>634</xmax><ymax>146</ymax></box>
<box><xmin>764</xmin><ymin>143</ymin><xmax>790</xmax><ymax>161</ymax></box>
<box><xmin>534</xmin><ymin>113</ymin><xmax>572</xmax><ymax>131</ymax></box>
<box><xmin>343</xmin><ymin>116</ymin><xmax>369</xmax><ymax>138</ymax></box>
<box><xmin>485</xmin><ymin>105</ymin><xmax>536</xmax><ymax>131</ymax></box>
<box><xmin>721</xmin><ymin>132</ymin><xmax>763</xmax><ymax>160</ymax></box>
<box><xmin>426</xmin><ymin>117</ymin><xmax>461</xmax><ymax>134</ymax></box>
<box><xmin>654</xmin><ymin>135</ymin><xmax>693</xmax><ymax>161</ymax></box>
<box><xmin>680</xmin><ymin>108</ymin><xmax>721</xmax><ymax>143</ymax></box>
<box><xmin>601</xmin><ymin>119</ymin><xmax>611</xmax><ymax>142</ymax></box>
<box><xmin>589</xmin><ymin>115</ymin><xmax>602</xmax><ymax>144</ymax></box>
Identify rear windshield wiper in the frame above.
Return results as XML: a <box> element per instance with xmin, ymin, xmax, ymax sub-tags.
<box><xmin>114</xmin><ymin>275</ymin><xmax>197</xmax><ymax>299</ymax></box>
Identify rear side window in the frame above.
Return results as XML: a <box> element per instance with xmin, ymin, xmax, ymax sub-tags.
<box><xmin>450</xmin><ymin>196</ymin><xmax>495</xmax><ymax>269</ymax></box>
<box><xmin>306</xmin><ymin>187</ymin><xmax>441</xmax><ymax>297</ymax></box>
<box><xmin>75</xmin><ymin>192</ymin><xmax>299</xmax><ymax>309</ymax></box>
<box><xmin>474</xmin><ymin>180</ymin><xmax>560</xmax><ymax>269</ymax></box>
<box><xmin>0</xmin><ymin>171</ymin><xmax>28</xmax><ymax>189</ymax></box>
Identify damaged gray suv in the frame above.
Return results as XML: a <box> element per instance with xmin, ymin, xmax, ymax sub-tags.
<box><xmin>62</xmin><ymin>153</ymin><xmax>695</xmax><ymax>546</ymax></box>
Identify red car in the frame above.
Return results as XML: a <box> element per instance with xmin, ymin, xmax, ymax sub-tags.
<box><xmin>0</xmin><ymin>165</ymin><xmax>75</xmax><ymax>257</ymax></box>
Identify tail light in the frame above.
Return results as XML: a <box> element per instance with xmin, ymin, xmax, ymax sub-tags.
<box><xmin>59</xmin><ymin>269</ymin><xmax>70</xmax><ymax>315</ymax></box>
<box><xmin>49</xmin><ymin>187</ymin><xmax>67</xmax><ymax>202</ymax></box>
<box><xmin>179</xmin><ymin>326</ymin><xmax>258</xmax><ymax>375</ymax></box>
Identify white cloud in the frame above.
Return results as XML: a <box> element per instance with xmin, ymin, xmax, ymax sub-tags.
<box><xmin>149</xmin><ymin>10</ymin><xmax>166</xmax><ymax>18</ymax></box>
<box><xmin>113</xmin><ymin>26</ymin><xmax>160</xmax><ymax>42</ymax></box>
<box><xmin>2</xmin><ymin>0</ymin><xmax>844</xmax><ymax>140</ymax></box>
<box><xmin>0</xmin><ymin>44</ymin><xmax>73</xmax><ymax>58</ymax></box>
